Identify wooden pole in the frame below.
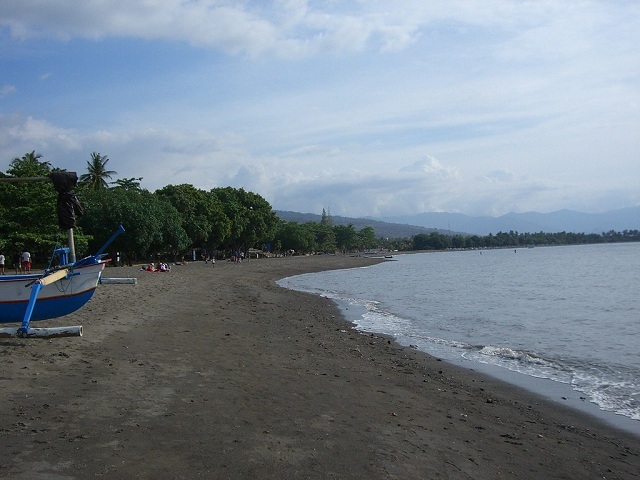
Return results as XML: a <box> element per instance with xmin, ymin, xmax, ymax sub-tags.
<box><xmin>67</xmin><ymin>229</ymin><xmax>76</xmax><ymax>263</ymax></box>
<box><xmin>0</xmin><ymin>326</ymin><xmax>82</xmax><ymax>338</ymax></box>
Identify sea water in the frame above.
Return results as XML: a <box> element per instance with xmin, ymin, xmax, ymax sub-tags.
<box><xmin>278</xmin><ymin>243</ymin><xmax>640</xmax><ymax>436</ymax></box>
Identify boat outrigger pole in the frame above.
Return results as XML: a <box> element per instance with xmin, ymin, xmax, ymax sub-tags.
<box><xmin>0</xmin><ymin>176</ymin><xmax>50</xmax><ymax>182</ymax></box>
<box><xmin>95</xmin><ymin>224</ymin><xmax>126</xmax><ymax>257</ymax></box>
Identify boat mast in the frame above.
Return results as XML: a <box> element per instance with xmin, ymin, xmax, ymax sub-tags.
<box><xmin>67</xmin><ymin>229</ymin><xmax>76</xmax><ymax>263</ymax></box>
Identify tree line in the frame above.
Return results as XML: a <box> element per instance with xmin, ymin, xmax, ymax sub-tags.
<box><xmin>0</xmin><ymin>152</ymin><xmax>378</xmax><ymax>265</ymax></box>
<box><xmin>410</xmin><ymin>229</ymin><xmax>640</xmax><ymax>251</ymax></box>
<box><xmin>1</xmin><ymin>152</ymin><xmax>637</xmax><ymax>266</ymax></box>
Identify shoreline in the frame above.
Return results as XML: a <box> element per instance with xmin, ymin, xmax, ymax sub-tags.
<box><xmin>327</xmin><ymin>291</ymin><xmax>640</xmax><ymax>439</ymax></box>
<box><xmin>283</xmin><ymin>254</ymin><xmax>640</xmax><ymax>438</ymax></box>
<box><xmin>1</xmin><ymin>255</ymin><xmax>639</xmax><ymax>479</ymax></box>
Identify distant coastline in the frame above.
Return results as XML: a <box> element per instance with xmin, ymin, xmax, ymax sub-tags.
<box><xmin>277</xmin><ymin>205</ymin><xmax>640</xmax><ymax>237</ymax></box>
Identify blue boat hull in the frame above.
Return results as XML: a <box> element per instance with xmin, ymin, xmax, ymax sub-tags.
<box><xmin>0</xmin><ymin>261</ymin><xmax>105</xmax><ymax>324</ymax></box>
<box><xmin>0</xmin><ymin>288</ymin><xmax>97</xmax><ymax>323</ymax></box>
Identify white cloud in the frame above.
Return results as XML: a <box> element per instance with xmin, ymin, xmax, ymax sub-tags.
<box><xmin>0</xmin><ymin>1</ymin><xmax>375</xmax><ymax>57</ymax></box>
<box><xmin>400</xmin><ymin>156</ymin><xmax>459</xmax><ymax>178</ymax></box>
<box><xmin>0</xmin><ymin>84</ymin><xmax>17</xmax><ymax>98</ymax></box>
<box><xmin>479</xmin><ymin>170</ymin><xmax>515</xmax><ymax>184</ymax></box>
<box><xmin>0</xmin><ymin>114</ymin><xmax>81</xmax><ymax>152</ymax></box>
<box><xmin>2</xmin><ymin>111</ymin><xmax>638</xmax><ymax>217</ymax></box>
<box><xmin>1</xmin><ymin>1</ymin><xmax>638</xmax><ymax>217</ymax></box>
<box><xmin>0</xmin><ymin>1</ymin><xmax>558</xmax><ymax>58</ymax></box>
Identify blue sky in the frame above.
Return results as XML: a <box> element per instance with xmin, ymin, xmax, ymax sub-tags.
<box><xmin>1</xmin><ymin>1</ymin><xmax>639</xmax><ymax>217</ymax></box>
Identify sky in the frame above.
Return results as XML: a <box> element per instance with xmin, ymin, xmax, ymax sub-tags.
<box><xmin>1</xmin><ymin>1</ymin><xmax>639</xmax><ymax>218</ymax></box>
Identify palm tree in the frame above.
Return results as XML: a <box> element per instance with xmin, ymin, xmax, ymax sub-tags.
<box><xmin>9</xmin><ymin>151</ymin><xmax>51</xmax><ymax>177</ymax></box>
<box><xmin>80</xmin><ymin>152</ymin><xmax>117</xmax><ymax>190</ymax></box>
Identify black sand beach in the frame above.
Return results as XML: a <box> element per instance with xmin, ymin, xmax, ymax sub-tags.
<box><xmin>1</xmin><ymin>256</ymin><xmax>639</xmax><ymax>479</ymax></box>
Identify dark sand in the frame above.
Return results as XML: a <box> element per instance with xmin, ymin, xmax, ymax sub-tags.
<box><xmin>1</xmin><ymin>255</ymin><xmax>638</xmax><ymax>479</ymax></box>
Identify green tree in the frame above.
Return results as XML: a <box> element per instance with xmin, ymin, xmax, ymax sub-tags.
<box><xmin>0</xmin><ymin>152</ymin><xmax>86</xmax><ymax>263</ymax></box>
<box><xmin>211</xmin><ymin>187</ymin><xmax>278</xmax><ymax>256</ymax></box>
<box><xmin>357</xmin><ymin>226</ymin><xmax>378</xmax><ymax>250</ymax></box>
<box><xmin>80</xmin><ymin>187</ymin><xmax>188</xmax><ymax>263</ymax></box>
<box><xmin>310</xmin><ymin>222</ymin><xmax>336</xmax><ymax>253</ymax></box>
<box><xmin>112</xmin><ymin>177</ymin><xmax>143</xmax><ymax>190</ymax></box>
<box><xmin>80</xmin><ymin>152</ymin><xmax>116</xmax><ymax>190</ymax></box>
<box><xmin>273</xmin><ymin>220</ymin><xmax>315</xmax><ymax>254</ymax></box>
<box><xmin>8</xmin><ymin>151</ymin><xmax>50</xmax><ymax>176</ymax></box>
<box><xmin>451</xmin><ymin>234</ymin><xmax>467</xmax><ymax>249</ymax></box>
<box><xmin>334</xmin><ymin>224</ymin><xmax>359</xmax><ymax>253</ymax></box>
<box><xmin>155</xmin><ymin>184</ymin><xmax>231</xmax><ymax>251</ymax></box>
<box><xmin>412</xmin><ymin>232</ymin><xmax>450</xmax><ymax>250</ymax></box>
<box><xmin>321</xmin><ymin>208</ymin><xmax>333</xmax><ymax>226</ymax></box>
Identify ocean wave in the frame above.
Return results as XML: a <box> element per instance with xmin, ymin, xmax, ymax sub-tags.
<box><xmin>477</xmin><ymin>345</ymin><xmax>560</xmax><ymax>367</ymax></box>
<box><xmin>571</xmin><ymin>365</ymin><xmax>640</xmax><ymax>420</ymax></box>
<box><xmin>461</xmin><ymin>346</ymin><xmax>573</xmax><ymax>384</ymax></box>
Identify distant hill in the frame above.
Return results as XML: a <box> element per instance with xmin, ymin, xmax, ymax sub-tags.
<box><xmin>276</xmin><ymin>206</ymin><xmax>640</xmax><ymax>238</ymax></box>
<box><xmin>274</xmin><ymin>210</ymin><xmax>441</xmax><ymax>239</ymax></box>
<box><xmin>375</xmin><ymin>206</ymin><xmax>640</xmax><ymax>236</ymax></box>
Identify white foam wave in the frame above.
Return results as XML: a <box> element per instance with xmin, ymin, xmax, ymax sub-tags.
<box><xmin>571</xmin><ymin>368</ymin><xmax>640</xmax><ymax>420</ymax></box>
<box><xmin>462</xmin><ymin>346</ymin><xmax>573</xmax><ymax>384</ymax></box>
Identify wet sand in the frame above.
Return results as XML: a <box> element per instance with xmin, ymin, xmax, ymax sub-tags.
<box><xmin>1</xmin><ymin>255</ymin><xmax>639</xmax><ymax>479</ymax></box>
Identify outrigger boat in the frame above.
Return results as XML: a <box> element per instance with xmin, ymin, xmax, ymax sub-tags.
<box><xmin>0</xmin><ymin>172</ymin><xmax>124</xmax><ymax>338</ymax></box>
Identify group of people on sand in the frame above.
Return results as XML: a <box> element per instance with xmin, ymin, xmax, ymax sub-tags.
<box><xmin>0</xmin><ymin>251</ymin><xmax>32</xmax><ymax>274</ymax></box>
<box><xmin>141</xmin><ymin>262</ymin><xmax>171</xmax><ymax>272</ymax></box>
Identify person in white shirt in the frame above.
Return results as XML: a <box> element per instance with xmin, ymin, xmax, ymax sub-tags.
<box><xmin>21</xmin><ymin>251</ymin><xmax>31</xmax><ymax>273</ymax></box>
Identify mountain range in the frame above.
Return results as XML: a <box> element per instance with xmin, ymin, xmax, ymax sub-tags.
<box><xmin>276</xmin><ymin>206</ymin><xmax>640</xmax><ymax>238</ymax></box>
<box><xmin>377</xmin><ymin>206</ymin><xmax>640</xmax><ymax>236</ymax></box>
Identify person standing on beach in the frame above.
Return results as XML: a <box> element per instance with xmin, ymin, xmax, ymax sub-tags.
<box><xmin>22</xmin><ymin>251</ymin><xmax>31</xmax><ymax>273</ymax></box>
<box><xmin>14</xmin><ymin>252</ymin><xmax>22</xmax><ymax>274</ymax></box>
<box><xmin>0</xmin><ymin>252</ymin><xmax>5</xmax><ymax>274</ymax></box>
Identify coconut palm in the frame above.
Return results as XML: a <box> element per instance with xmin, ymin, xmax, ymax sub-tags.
<box><xmin>9</xmin><ymin>151</ymin><xmax>51</xmax><ymax>177</ymax></box>
<box><xmin>80</xmin><ymin>152</ymin><xmax>117</xmax><ymax>190</ymax></box>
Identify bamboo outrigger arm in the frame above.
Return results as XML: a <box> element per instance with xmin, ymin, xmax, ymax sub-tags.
<box><xmin>0</xmin><ymin>176</ymin><xmax>51</xmax><ymax>183</ymax></box>
<box><xmin>0</xmin><ymin>325</ymin><xmax>82</xmax><ymax>339</ymax></box>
